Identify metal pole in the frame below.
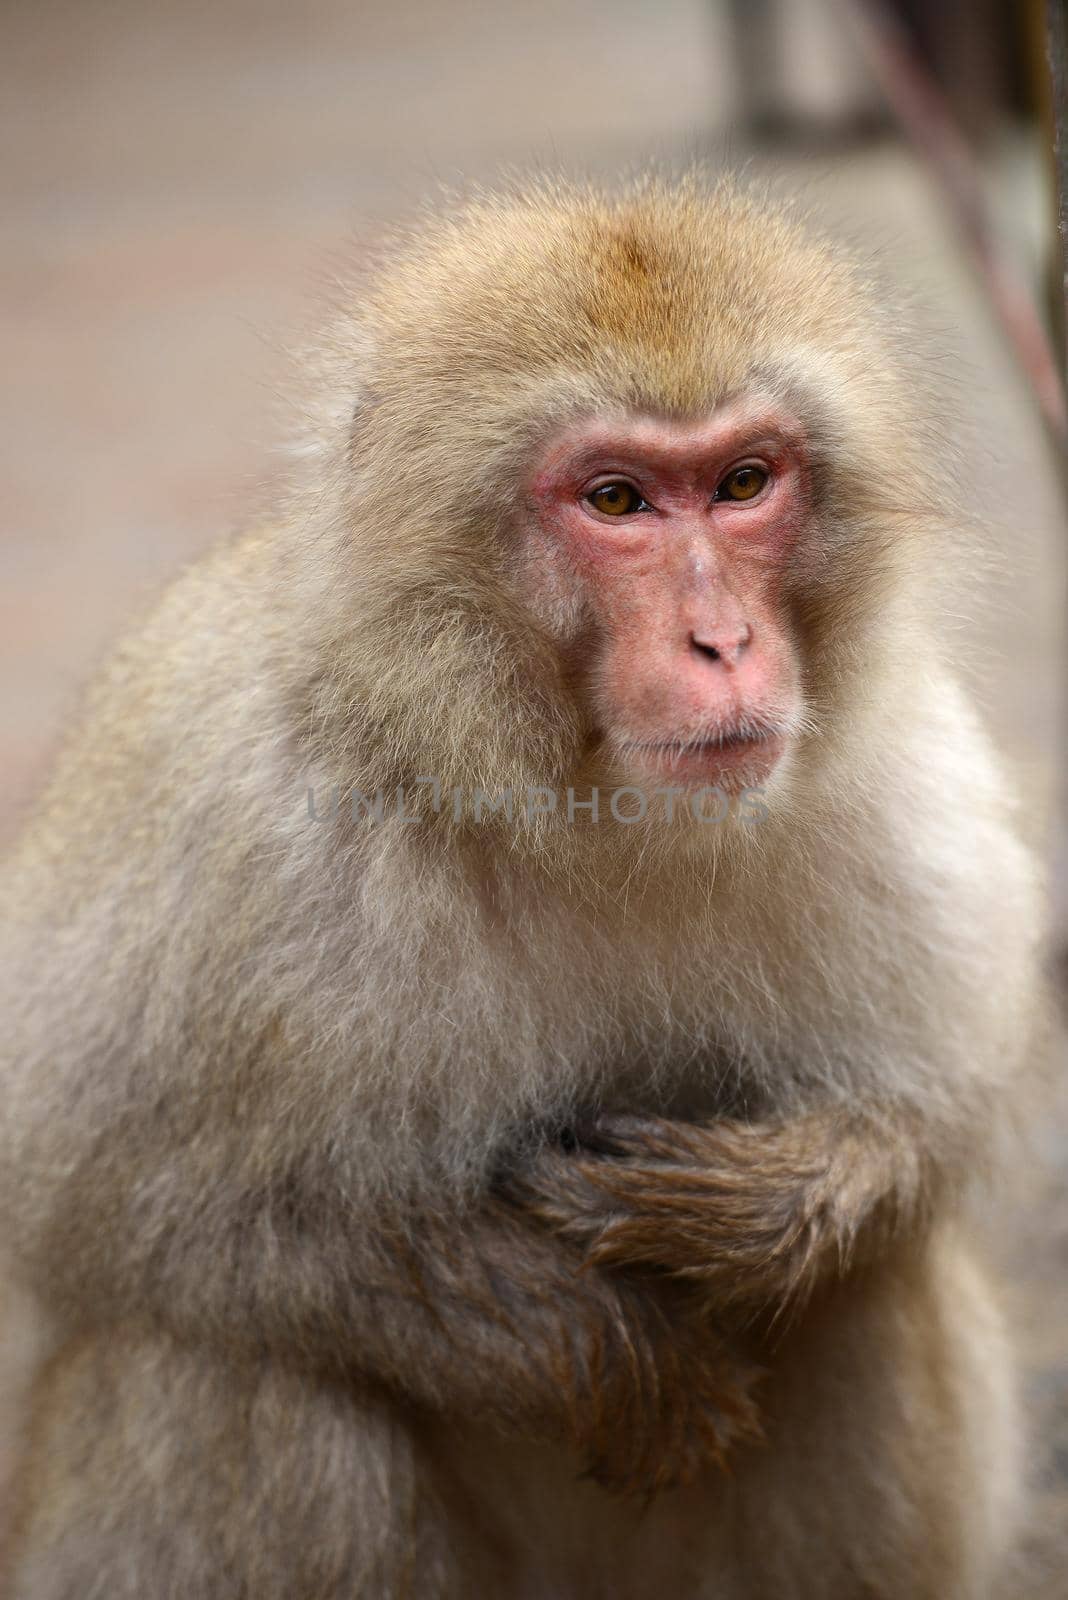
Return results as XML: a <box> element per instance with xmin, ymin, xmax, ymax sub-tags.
<box><xmin>845</xmin><ymin>0</ymin><xmax>1067</xmax><ymax>442</ymax></box>
<box><xmin>1049</xmin><ymin>0</ymin><xmax>1068</xmax><ymax>386</ymax></box>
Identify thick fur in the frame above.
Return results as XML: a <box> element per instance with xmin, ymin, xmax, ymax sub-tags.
<box><xmin>0</xmin><ymin>174</ymin><xmax>1042</xmax><ymax>1597</ymax></box>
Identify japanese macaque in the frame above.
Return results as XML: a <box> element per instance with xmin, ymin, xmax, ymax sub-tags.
<box><xmin>0</xmin><ymin>175</ymin><xmax>1042</xmax><ymax>1599</ymax></box>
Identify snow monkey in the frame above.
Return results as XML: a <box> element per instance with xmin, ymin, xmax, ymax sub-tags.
<box><xmin>0</xmin><ymin>175</ymin><xmax>1042</xmax><ymax>1598</ymax></box>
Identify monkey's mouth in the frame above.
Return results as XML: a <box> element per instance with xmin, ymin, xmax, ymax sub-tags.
<box><xmin>616</xmin><ymin>728</ymin><xmax>786</xmax><ymax>787</ymax></box>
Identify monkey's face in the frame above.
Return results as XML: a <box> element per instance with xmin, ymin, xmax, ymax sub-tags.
<box><xmin>525</xmin><ymin>404</ymin><xmax>808</xmax><ymax>792</ymax></box>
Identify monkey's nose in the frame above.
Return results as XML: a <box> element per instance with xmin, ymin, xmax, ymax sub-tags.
<box><xmin>690</xmin><ymin>624</ymin><xmax>751</xmax><ymax>666</ymax></box>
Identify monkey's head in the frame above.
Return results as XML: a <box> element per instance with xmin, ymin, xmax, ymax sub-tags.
<box><xmin>304</xmin><ymin>176</ymin><xmax>940</xmax><ymax>834</ymax></box>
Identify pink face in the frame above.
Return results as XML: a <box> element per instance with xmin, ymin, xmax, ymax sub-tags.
<box><xmin>526</xmin><ymin>408</ymin><xmax>809</xmax><ymax>789</ymax></box>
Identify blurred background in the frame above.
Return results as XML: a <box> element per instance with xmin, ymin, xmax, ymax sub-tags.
<box><xmin>1</xmin><ymin>0</ymin><xmax>1066</xmax><ymax>1589</ymax></box>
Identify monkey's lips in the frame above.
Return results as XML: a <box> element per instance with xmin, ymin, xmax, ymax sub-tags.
<box><xmin>620</xmin><ymin>731</ymin><xmax>786</xmax><ymax>788</ymax></box>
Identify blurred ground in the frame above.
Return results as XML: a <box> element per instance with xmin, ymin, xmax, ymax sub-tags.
<box><xmin>1</xmin><ymin>0</ymin><xmax>1066</xmax><ymax>1590</ymax></box>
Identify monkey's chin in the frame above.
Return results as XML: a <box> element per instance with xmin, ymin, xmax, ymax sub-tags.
<box><xmin>621</xmin><ymin>735</ymin><xmax>786</xmax><ymax>791</ymax></box>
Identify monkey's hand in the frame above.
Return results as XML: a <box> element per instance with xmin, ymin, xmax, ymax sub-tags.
<box><xmin>423</xmin><ymin>1189</ymin><xmax>763</xmax><ymax>1498</ymax></box>
<box><xmin>504</xmin><ymin>1111</ymin><xmax>929</xmax><ymax>1311</ymax></box>
<box><xmin>550</xmin><ymin>1266</ymin><xmax>764</xmax><ymax>1498</ymax></box>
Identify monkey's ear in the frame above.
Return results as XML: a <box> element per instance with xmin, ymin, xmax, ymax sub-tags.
<box><xmin>292</xmin><ymin>382</ymin><xmax>381</xmax><ymax>467</ymax></box>
<box><xmin>347</xmin><ymin>385</ymin><xmax>385</xmax><ymax>466</ymax></box>
<box><xmin>298</xmin><ymin>312</ymin><xmax>383</xmax><ymax>459</ymax></box>
<box><xmin>345</xmin><ymin>324</ymin><xmax>384</xmax><ymax>444</ymax></box>
<box><xmin>351</xmin><ymin>385</ymin><xmax>383</xmax><ymax>429</ymax></box>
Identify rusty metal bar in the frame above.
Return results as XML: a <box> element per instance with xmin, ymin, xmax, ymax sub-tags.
<box><xmin>844</xmin><ymin>0</ymin><xmax>1068</xmax><ymax>443</ymax></box>
<box><xmin>1049</xmin><ymin>0</ymin><xmax>1068</xmax><ymax>385</ymax></box>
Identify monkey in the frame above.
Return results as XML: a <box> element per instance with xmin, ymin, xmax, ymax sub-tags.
<box><xmin>0</xmin><ymin>173</ymin><xmax>1043</xmax><ymax>1599</ymax></box>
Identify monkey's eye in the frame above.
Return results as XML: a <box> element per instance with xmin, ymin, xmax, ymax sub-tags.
<box><xmin>716</xmin><ymin>465</ymin><xmax>768</xmax><ymax>502</ymax></box>
<box><xmin>587</xmin><ymin>482</ymin><xmax>646</xmax><ymax>517</ymax></box>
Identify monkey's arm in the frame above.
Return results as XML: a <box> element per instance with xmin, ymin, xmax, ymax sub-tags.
<box><xmin>13</xmin><ymin>1146</ymin><xmax>759</xmax><ymax>1499</ymax></box>
<box><xmin>503</xmin><ymin>1109</ymin><xmax>936</xmax><ymax>1309</ymax></box>
<box><xmin>334</xmin><ymin>1192</ymin><xmax>762</xmax><ymax>1494</ymax></box>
